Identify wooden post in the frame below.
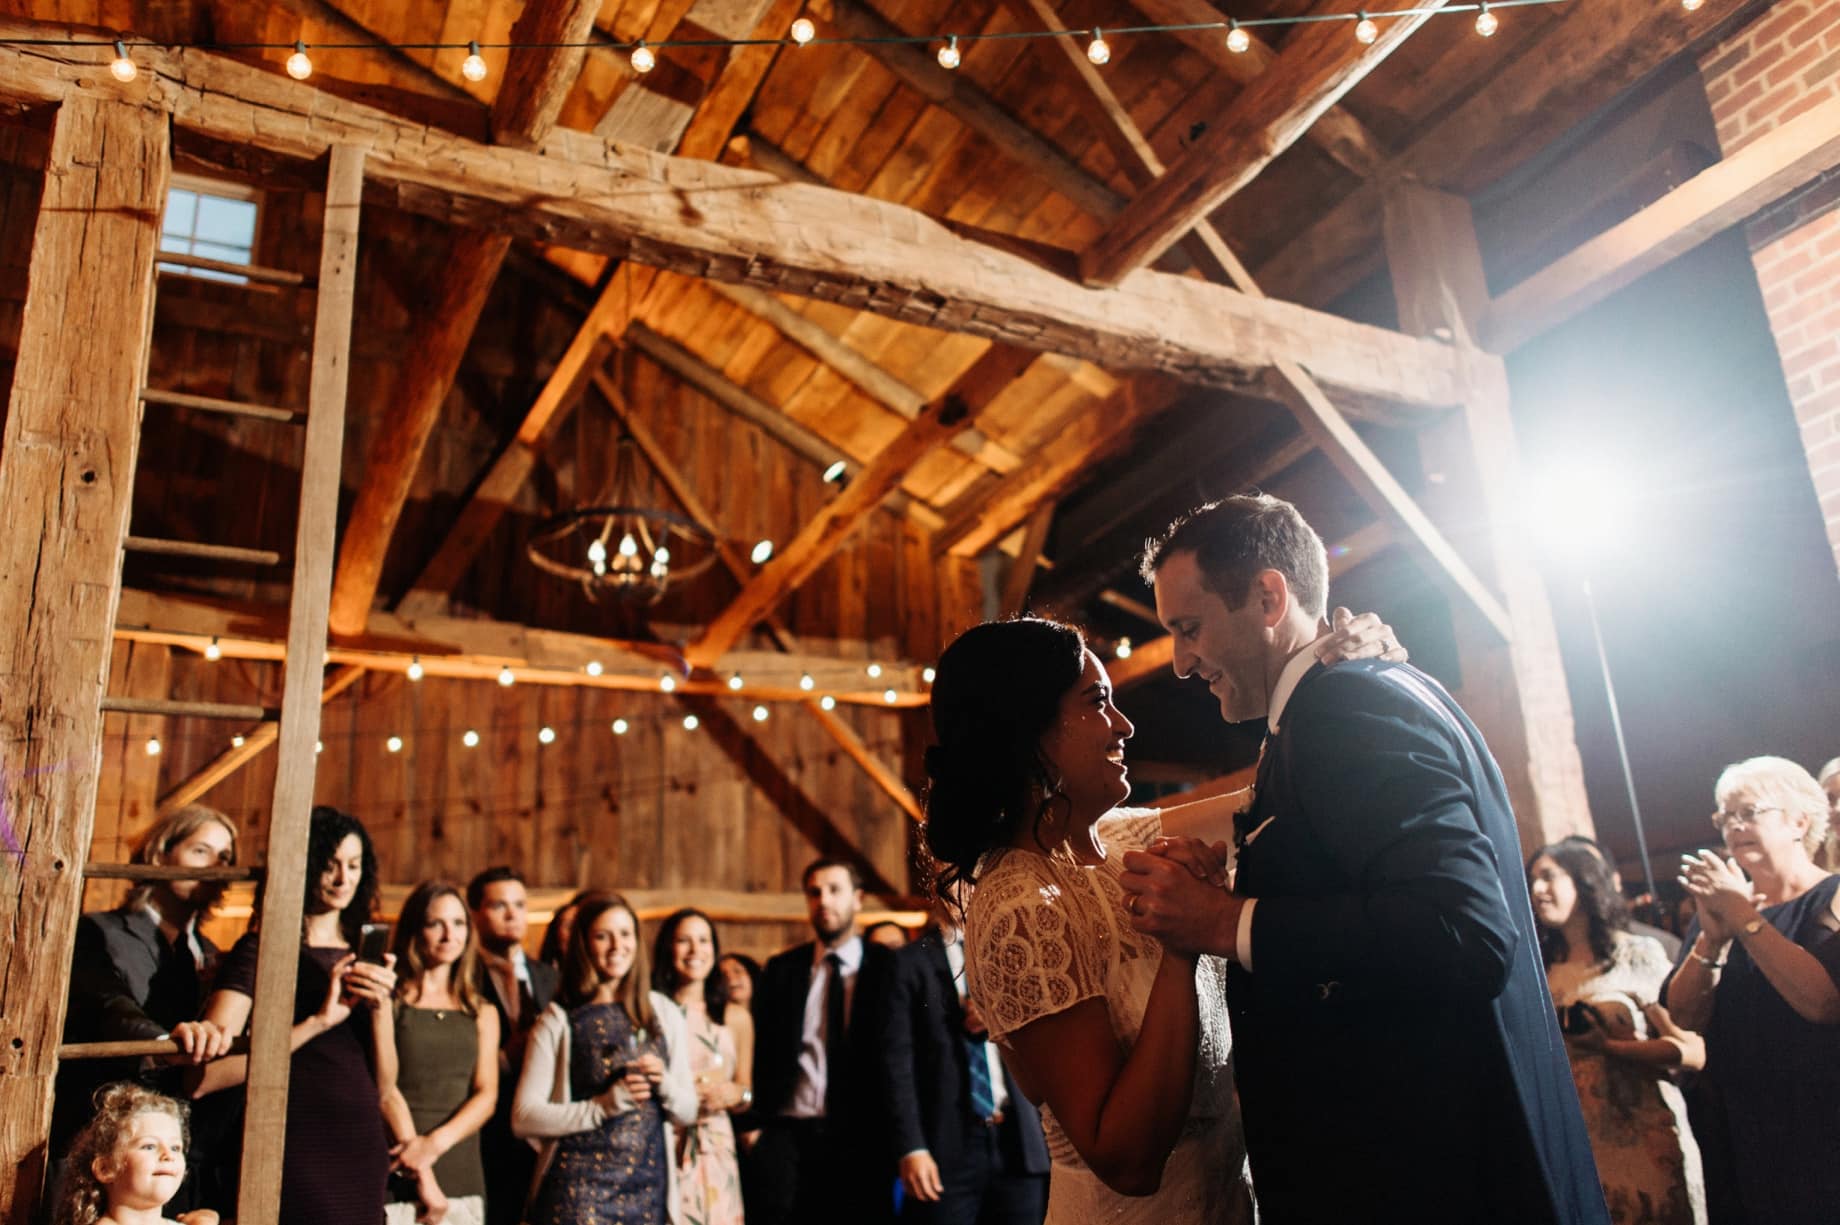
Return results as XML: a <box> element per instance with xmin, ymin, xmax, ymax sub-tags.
<box><xmin>0</xmin><ymin>94</ymin><xmax>170</xmax><ymax>1223</ymax></box>
<box><xmin>236</xmin><ymin>144</ymin><xmax>365</xmax><ymax>1225</ymax></box>
<box><xmin>1381</xmin><ymin>180</ymin><xmax>1594</xmax><ymax>852</ymax></box>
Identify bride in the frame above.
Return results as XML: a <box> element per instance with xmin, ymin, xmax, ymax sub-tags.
<box><xmin>922</xmin><ymin>611</ymin><xmax>1400</xmax><ymax>1223</ymax></box>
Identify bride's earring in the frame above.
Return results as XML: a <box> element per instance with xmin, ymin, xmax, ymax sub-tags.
<box><xmin>1035</xmin><ymin>789</ymin><xmax>1077</xmax><ymax>864</ymax></box>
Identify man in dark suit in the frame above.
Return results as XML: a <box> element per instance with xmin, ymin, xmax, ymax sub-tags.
<box><xmin>467</xmin><ymin>865</ymin><xmax>560</xmax><ymax>1225</ymax></box>
<box><xmin>749</xmin><ymin>856</ymin><xmax>898</xmax><ymax>1225</ymax></box>
<box><xmin>881</xmin><ymin>892</ymin><xmax>1048</xmax><ymax>1225</ymax></box>
<box><xmin>1120</xmin><ymin>494</ymin><xmax>1607</xmax><ymax>1225</ymax></box>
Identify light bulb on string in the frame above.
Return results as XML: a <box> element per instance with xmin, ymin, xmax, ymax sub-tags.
<box><xmin>538</xmin><ymin>726</ymin><xmax>557</xmax><ymax>745</ymax></box>
<box><xmin>752</xmin><ymin>705</ymin><xmax>770</xmax><ymax>722</ymax></box>
<box><xmin>1115</xmin><ymin>637</ymin><xmax>1133</xmax><ymax>660</ymax></box>
<box><xmin>822</xmin><ymin>460</ymin><xmax>847</xmax><ymax>483</ymax></box>
<box><xmin>497</xmin><ymin>666</ymin><xmax>516</xmax><ymax>687</ymax></box>
<box><xmin>1474</xmin><ymin>4</ymin><xmax>1498</xmax><ymax>37</ymax></box>
<box><xmin>144</xmin><ymin>736</ymin><xmax>162</xmax><ymax>757</ymax></box>
<box><xmin>882</xmin><ymin>689</ymin><xmax>898</xmax><ymax>704</ymax></box>
<box><xmin>585</xmin><ymin>660</ymin><xmax>604</xmax><ymax>677</ymax></box>
<box><xmin>682</xmin><ymin>714</ymin><xmax>700</xmax><ymax>731</ymax></box>
<box><xmin>1680</xmin><ymin>0</ymin><xmax>1704</xmax><ymax>10</ymax></box>
<box><xmin>819</xmin><ymin>695</ymin><xmax>837</xmax><ymax>711</ymax></box>
<box><xmin>406</xmin><ymin>656</ymin><xmax>424</xmax><ymax>682</ymax></box>
<box><xmin>286</xmin><ymin>40</ymin><xmax>313</xmax><ymax>80</ymax></box>
<box><xmin>1086</xmin><ymin>28</ymin><xmax>1111</xmax><ymax>65</ymax></box>
<box><xmin>751</xmin><ymin>539</ymin><xmax>774</xmax><ymax>564</ymax></box>
<box><xmin>790</xmin><ymin>17</ymin><xmax>816</xmax><ymax>45</ymax></box>
<box><xmin>462</xmin><ymin>729</ymin><xmax>480</xmax><ymax>748</ymax></box>
<box><xmin>866</xmin><ymin>663</ymin><xmax>883</xmax><ymax>679</ymax></box>
<box><xmin>630</xmin><ymin>40</ymin><xmax>656</xmax><ymax>74</ymax></box>
<box><xmin>922</xmin><ymin>666</ymin><xmax>936</xmax><ymax>684</ymax></box>
<box><xmin>110</xmin><ymin>40</ymin><xmax>137</xmax><ymax>82</ymax></box>
<box><xmin>462</xmin><ymin>40</ymin><xmax>489</xmax><ymax>82</ymax></box>
<box><xmin>799</xmin><ymin>673</ymin><xmax>815</xmax><ymax>691</ymax></box>
<box><xmin>727</xmin><ymin>675</ymin><xmax>745</xmax><ymax>691</ymax></box>
<box><xmin>1354</xmin><ymin>13</ymin><xmax>1379</xmax><ymax>44</ymax></box>
<box><xmin>660</xmin><ymin>674</ymin><xmax>677</xmax><ymax>693</ymax></box>
<box><xmin>937</xmin><ymin>35</ymin><xmax>961</xmax><ymax>70</ymax></box>
<box><xmin>612</xmin><ymin>718</ymin><xmax>630</xmax><ymax>736</ymax></box>
<box><xmin>386</xmin><ymin>735</ymin><xmax>404</xmax><ymax>754</ymax></box>
<box><xmin>204</xmin><ymin>637</ymin><xmax>222</xmax><ymax>661</ymax></box>
<box><xmin>231</xmin><ymin>734</ymin><xmax>246</xmax><ymax>749</ymax></box>
<box><xmin>1226</xmin><ymin>21</ymin><xmax>1251</xmax><ymax>53</ymax></box>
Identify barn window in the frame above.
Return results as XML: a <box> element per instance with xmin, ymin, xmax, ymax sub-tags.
<box><xmin>159</xmin><ymin>175</ymin><xmax>261</xmax><ymax>283</ymax></box>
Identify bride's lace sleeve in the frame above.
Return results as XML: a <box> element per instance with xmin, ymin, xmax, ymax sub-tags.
<box><xmin>966</xmin><ymin>861</ymin><xmax>1111</xmax><ymax>1044</ymax></box>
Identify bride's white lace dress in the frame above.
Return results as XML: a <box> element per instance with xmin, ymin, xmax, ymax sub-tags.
<box><xmin>965</xmin><ymin>809</ymin><xmax>1253</xmax><ymax>1225</ymax></box>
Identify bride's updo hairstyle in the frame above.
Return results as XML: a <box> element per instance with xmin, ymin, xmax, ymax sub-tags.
<box><xmin>923</xmin><ymin>618</ymin><xmax>1088</xmax><ymax>901</ymax></box>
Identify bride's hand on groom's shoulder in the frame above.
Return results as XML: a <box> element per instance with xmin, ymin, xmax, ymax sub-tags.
<box><xmin>1316</xmin><ymin>606</ymin><xmax>1408</xmax><ymax>665</ymax></box>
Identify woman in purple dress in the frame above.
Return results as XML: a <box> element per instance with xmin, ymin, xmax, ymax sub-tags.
<box><xmin>197</xmin><ymin>806</ymin><xmax>396</xmax><ymax>1225</ymax></box>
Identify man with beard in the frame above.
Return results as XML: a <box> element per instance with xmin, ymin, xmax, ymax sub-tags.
<box><xmin>1119</xmin><ymin>494</ymin><xmax>1607</xmax><ymax>1224</ymax></box>
<box><xmin>749</xmin><ymin>857</ymin><xmax>897</xmax><ymax>1225</ymax></box>
<box><xmin>54</xmin><ymin>805</ymin><xmax>240</xmax><ymax>1220</ymax></box>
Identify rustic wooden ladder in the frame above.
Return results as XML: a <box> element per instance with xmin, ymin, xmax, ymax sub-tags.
<box><xmin>54</xmin><ymin>144</ymin><xmax>366</xmax><ymax>1225</ymax></box>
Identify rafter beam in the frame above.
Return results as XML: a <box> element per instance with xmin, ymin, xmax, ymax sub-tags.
<box><xmin>1482</xmin><ymin>90</ymin><xmax>1840</xmax><ymax>353</ymax></box>
<box><xmin>492</xmin><ymin>0</ymin><xmax>604</xmax><ymax>148</ymax></box>
<box><xmin>0</xmin><ymin>28</ymin><xmax>1465</xmax><ymax>412</ymax></box>
<box><xmin>1079</xmin><ymin>0</ymin><xmax>1446</xmax><ymax>287</ymax></box>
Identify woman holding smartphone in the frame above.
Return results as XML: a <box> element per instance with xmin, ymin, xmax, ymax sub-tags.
<box><xmin>197</xmin><ymin>806</ymin><xmax>397</xmax><ymax>1225</ymax></box>
<box><xmin>513</xmin><ymin>894</ymin><xmax>696</xmax><ymax>1224</ymax></box>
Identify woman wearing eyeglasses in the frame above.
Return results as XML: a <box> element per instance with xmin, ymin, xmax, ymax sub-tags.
<box><xmin>1663</xmin><ymin>756</ymin><xmax>1840</xmax><ymax>1224</ymax></box>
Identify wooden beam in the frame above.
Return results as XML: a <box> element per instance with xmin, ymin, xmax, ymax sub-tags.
<box><xmin>1127</xmin><ymin>0</ymin><xmax>1385</xmax><ymax>178</ymax></box>
<box><xmin>999</xmin><ymin>501</ymin><xmax>1056</xmax><ymax>617</ymax></box>
<box><xmin>1257</xmin><ymin>0</ymin><xmax>1753</xmax><ymax>306</ymax></box>
<box><xmin>1482</xmin><ymin>91</ymin><xmax>1840</xmax><ymax>353</ymax></box>
<box><xmin>0</xmin><ymin>27</ymin><xmax>1466</xmax><ymax>413</ymax></box>
<box><xmin>681</xmin><ymin>340</ymin><xmax>1036</xmax><ymax>668</ymax></box>
<box><xmin>675</xmin><ymin>0</ymin><xmax>806</xmax><ymax>161</ymax></box>
<box><xmin>1079</xmin><ymin>0</ymin><xmax>1446</xmax><ymax>287</ymax></box>
<box><xmin>394</xmin><ymin>265</ymin><xmax>652</xmax><ymax>617</ymax></box>
<box><xmin>114</xmin><ymin>588</ymin><xmax>930</xmax><ymax>707</ymax></box>
<box><xmin>0</xmin><ymin>95</ymin><xmax>168</xmax><ymax>1224</ymax></box>
<box><xmin>492</xmin><ymin>0</ymin><xmax>603</xmax><ymax>148</ymax></box>
<box><xmin>155</xmin><ymin>666</ymin><xmax>366</xmax><ymax>816</ymax></box>
<box><xmin>804</xmin><ymin>700</ymin><xmax>923</xmax><ymax>822</ymax></box>
<box><xmin>325</xmin><ymin>2</ymin><xmax>599</xmax><ymax>638</ymax></box>
<box><xmin>237</xmin><ymin>144</ymin><xmax>366</xmax><ymax>1225</ymax></box>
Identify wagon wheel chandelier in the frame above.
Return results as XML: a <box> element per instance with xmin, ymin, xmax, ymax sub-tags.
<box><xmin>526</xmin><ymin>430</ymin><xmax>720</xmax><ymax>607</ymax></box>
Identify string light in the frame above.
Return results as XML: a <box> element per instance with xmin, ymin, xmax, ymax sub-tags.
<box><xmin>1474</xmin><ymin>3</ymin><xmax>1499</xmax><ymax>36</ymax></box>
<box><xmin>820</xmin><ymin>695</ymin><xmax>837</xmax><ymax>711</ymax></box>
<box><xmin>462</xmin><ymin>729</ymin><xmax>480</xmax><ymax>748</ymax></box>
<box><xmin>386</xmin><ymin>735</ymin><xmax>404</xmax><ymax>753</ymax></box>
<box><xmin>612</xmin><ymin>718</ymin><xmax>630</xmax><ymax>735</ymax></box>
<box><xmin>1354</xmin><ymin>13</ymin><xmax>1379</xmax><ymax>44</ymax></box>
<box><xmin>1680</xmin><ymin>0</ymin><xmax>1704</xmax><ymax>9</ymax></box>
<box><xmin>727</xmin><ymin>675</ymin><xmax>745</xmax><ymax>691</ymax></box>
<box><xmin>1115</xmin><ymin>638</ymin><xmax>1133</xmax><ymax>660</ymax></box>
<box><xmin>882</xmin><ymin>689</ymin><xmax>898</xmax><ymax>704</ymax></box>
<box><xmin>630</xmin><ymin>40</ymin><xmax>655</xmax><ymax>74</ymax></box>
<box><xmin>285</xmin><ymin>40</ymin><xmax>313</xmax><ymax>80</ymax></box>
<box><xmin>461</xmin><ymin>40</ymin><xmax>488</xmax><ymax>82</ymax></box>
<box><xmin>538</xmin><ymin>725</ymin><xmax>557</xmax><ymax>744</ymax></box>
<box><xmin>203</xmin><ymin>636</ymin><xmax>222</xmax><ymax>661</ymax></box>
<box><xmin>1226</xmin><ymin>21</ymin><xmax>1250</xmax><ymax>54</ymax></box>
<box><xmin>751</xmin><ymin>540</ymin><xmax>774</xmax><ymax>564</ymax></box>
<box><xmin>144</xmin><ymin>736</ymin><xmax>162</xmax><ymax>757</ymax></box>
<box><xmin>1086</xmin><ymin>28</ymin><xmax>1111</xmax><ymax>66</ymax></box>
<box><xmin>497</xmin><ymin>665</ymin><xmax>516</xmax><ymax>687</ymax></box>
<box><xmin>315</xmin><ymin>739</ymin><xmax>324</xmax><ymax>754</ymax></box>
<box><xmin>109</xmin><ymin>39</ymin><xmax>136</xmax><ymax>82</ymax></box>
<box><xmin>937</xmin><ymin>35</ymin><xmax>961</xmax><ymax>70</ymax></box>
<box><xmin>659</xmin><ymin>675</ymin><xmax>677</xmax><ymax>693</ymax></box>
<box><xmin>682</xmin><ymin>714</ymin><xmax>700</xmax><ymax>731</ymax></box>
<box><xmin>790</xmin><ymin>17</ymin><xmax>817</xmax><ymax>45</ymax></box>
<box><xmin>752</xmin><ymin>704</ymin><xmax>771</xmax><ymax>722</ymax></box>
<box><xmin>585</xmin><ymin>660</ymin><xmax>604</xmax><ymax>677</ymax></box>
<box><xmin>231</xmin><ymin>734</ymin><xmax>246</xmax><ymax>749</ymax></box>
<box><xmin>922</xmin><ymin>666</ymin><xmax>936</xmax><ymax>684</ymax></box>
<box><xmin>822</xmin><ymin>460</ymin><xmax>847</xmax><ymax>484</ymax></box>
<box><xmin>799</xmin><ymin>673</ymin><xmax>816</xmax><ymax>691</ymax></box>
<box><xmin>866</xmin><ymin>663</ymin><xmax>883</xmax><ymax>679</ymax></box>
<box><xmin>406</xmin><ymin>656</ymin><xmax>424</xmax><ymax>682</ymax></box>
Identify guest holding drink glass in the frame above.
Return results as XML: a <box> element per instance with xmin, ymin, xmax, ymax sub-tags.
<box><xmin>653</xmin><ymin>908</ymin><xmax>752</xmax><ymax>1225</ymax></box>
<box><xmin>514</xmin><ymin>894</ymin><xmax>696</xmax><ymax>1224</ymax></box>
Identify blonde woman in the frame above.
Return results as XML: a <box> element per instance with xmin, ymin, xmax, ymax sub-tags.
<box><xmin>1664</xmin><ymin>756</ymin><xmax>1840</xmax><ymax>1223</ymax></box>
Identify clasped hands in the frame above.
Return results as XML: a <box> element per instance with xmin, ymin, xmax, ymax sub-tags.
<box><xmin>1678</xmin><ymin>848</ymin><xmax>1766</xmax><ymax>943</ymax></box>
<box><xmin>1119</xmin><ymin>836</ymin><xmax>1245</xmax><ymax>959</ymax></box>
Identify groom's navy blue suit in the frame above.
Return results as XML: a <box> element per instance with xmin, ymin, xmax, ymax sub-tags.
<box><xmin>1228</xmin><ymin>658</ymin><xmax>1606</xmax><ymax>1224</ymax></box>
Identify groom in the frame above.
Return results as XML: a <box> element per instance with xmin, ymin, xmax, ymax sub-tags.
<box><xmin>1118</xmin><ymin>495</ymin><xmax>1607</xmax><ymax>1224</ymax></box>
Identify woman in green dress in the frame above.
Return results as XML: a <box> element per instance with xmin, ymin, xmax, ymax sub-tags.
<box><xmin>380</xmin><ymin>880</ymin><xmax>502</xmax><ymax>1225</ymax></box>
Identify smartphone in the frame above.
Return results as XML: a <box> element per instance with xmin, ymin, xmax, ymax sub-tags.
<box><xmin>358</xmin><ymin>922</ymin><xmax>391</xmax><ymax>965</ymax></box>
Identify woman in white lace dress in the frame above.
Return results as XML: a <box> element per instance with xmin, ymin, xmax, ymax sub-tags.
<box><xmin>921</xmin><ymin>614</ymin><xmax>1396</xmax><ymax>1225</ymax></box>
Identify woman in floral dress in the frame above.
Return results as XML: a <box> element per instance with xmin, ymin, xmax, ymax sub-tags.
<box><xmin>653</xmin><ymin>908</ymin><xmax>751</xmax><ymax>1225</ymax></box>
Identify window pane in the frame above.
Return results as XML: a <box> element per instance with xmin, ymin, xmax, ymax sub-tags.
<box><xmin>194</xmin><ymin>195</ymin><xmax>257</xmax><ymax>249</ymax></box>
<box><xmin>163</xmin><ymin>189</ymin><xmax>197</xmax><ymax>237</ymax></box>
<box><xmin>159</xmin><ymin>234</ymin><xmax>192</xmax><ymax>255</ymax></box>
<box><xmin>192</xmin><ymin>241</ymin><xmax>251</xmax><ymax>265</ymax></box>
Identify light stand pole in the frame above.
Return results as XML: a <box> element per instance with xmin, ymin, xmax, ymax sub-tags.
<box><xmin>1578</xmin><ymin>576</ymin><xmax>1660</xmax><ymax>905</ymax></box>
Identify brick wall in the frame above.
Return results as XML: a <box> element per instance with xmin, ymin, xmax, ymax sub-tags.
<box><xmin>1701</xmin><ymin>0</ymin><xmax>1840</xmax><ymax>575</ymax></box>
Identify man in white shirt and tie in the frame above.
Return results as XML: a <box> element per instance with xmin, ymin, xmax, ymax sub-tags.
<box><xmin>748</xmin><ymin>857</ymin><xmax>899</xmax><ymax>1225</ymax></box>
